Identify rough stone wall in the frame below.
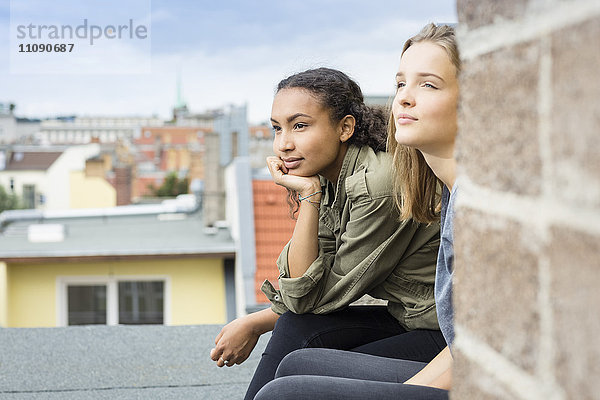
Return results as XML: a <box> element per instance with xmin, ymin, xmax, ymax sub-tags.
<box><xmin>453</xmin><ymin>1</ymin><xmax>600</xmax><ymax>399</ymax></box>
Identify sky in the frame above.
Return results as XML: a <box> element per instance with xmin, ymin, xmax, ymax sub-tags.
<box><xmin>1</xmin><ymin>0</ymin><xmax>457</xmax><ymax>124</ymax></box>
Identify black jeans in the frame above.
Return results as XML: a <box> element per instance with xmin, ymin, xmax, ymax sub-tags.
<box><xmin>244</xmin><ymin>306</ymin><xmax>446</xmax><ymax>400</ymax></box>
<box><xmin>254</xmin><ymin>348</ymin><xmax>448</xmax><ymax>400</ymax></box>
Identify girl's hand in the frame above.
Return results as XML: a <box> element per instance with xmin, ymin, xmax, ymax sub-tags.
<box><xmin>266</xmin><ymin>156</ymin><xmax>321</xmax><ymax>196</ymax></box>
<box><xmin>210</xmin><ymin>316</ymin><xmax>261</xmax><ymax>367</ymax></box>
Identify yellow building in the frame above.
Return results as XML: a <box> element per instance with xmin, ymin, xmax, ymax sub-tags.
<box><xmin>69</xmin><ymin>170</ymin><xmax>116</xmax><ymax>209</ymax></box>
<box><xmin>0</xmin><ymin>197</ymin><xmax>236</xmax><ymax>328</ymax></box>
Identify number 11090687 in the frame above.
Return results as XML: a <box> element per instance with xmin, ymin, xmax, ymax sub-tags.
<box><xmin>18</xmin><ymin>43</ymin><xmax>74</xmax><ymax>52</ymax></box>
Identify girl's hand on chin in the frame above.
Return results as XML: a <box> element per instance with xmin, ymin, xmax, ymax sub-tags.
<box><xmin>266</xmin><ymin>156</ymin><xmax>321</xmax><ymax>196</ymax></box>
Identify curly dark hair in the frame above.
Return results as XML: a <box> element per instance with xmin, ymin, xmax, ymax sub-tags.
<box><xmin>277</xmin><ymin>67</ymin><xmax>387</xmax><ymax>152</ymax></box>
<box><xmin>275</xmin><ymin>67</ymin><xmax>388</xmax><ymax>218</ymax></box>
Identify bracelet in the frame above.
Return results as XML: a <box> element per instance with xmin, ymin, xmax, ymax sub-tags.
<box><xmin>298</xmin><ymin>190</ymin><xmax>322</xmax><ymax>210</ymax></box>
<box><xmin>298</xmin><ymin>190</ymin><xmax>322</xmax><ymax>202</ymax></box>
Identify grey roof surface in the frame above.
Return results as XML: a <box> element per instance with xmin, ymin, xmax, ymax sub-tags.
<box><xmin>0</xmin><ymin>325</ymin><xmax>270</xmax><ymax>399</ymax></box>
<box><xmin>0</xmin><ymin>211</ymin><xmax>235</xmax><ymax>259</ymax></box>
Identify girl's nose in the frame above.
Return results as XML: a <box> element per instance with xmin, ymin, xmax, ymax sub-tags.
<box><xmin>395</xmin><ymin>87</ymin><xmax>415</xmax><ymax>108</ymax></box>
<box><xmin>276</xmin><ymin>131</ymin><xmax>294</xmax><ymax>152</ymax></box>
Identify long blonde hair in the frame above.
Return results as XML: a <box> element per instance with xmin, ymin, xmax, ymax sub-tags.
<box><xmin>388</xmin><ymin>23</ymin><xmax>461</xmax><ymax>223</ymax></box>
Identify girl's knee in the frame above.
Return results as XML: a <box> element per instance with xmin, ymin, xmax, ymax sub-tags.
<box><xmin>275</xmin><ymin>349</ymin><xmax>313</xmax><ymax>378</ymax></box>
<box><xmin>273</xmin><ymin>311</ymin><xmax>293</xmax><ymax>328</ymax></box>
<box><xmin>273</xmin><ymin>311</ymin><xmax>303</xmax><ymax>330</ymax></box>
<box><xmin>272</xmin><ymin>312</ymin><xmax>314</xmax><ymax>340</ymax></box>
<box><xmin>254</xmin><ymin>377</ymin><xmax>298</xmax><ymax>400</ymax></box>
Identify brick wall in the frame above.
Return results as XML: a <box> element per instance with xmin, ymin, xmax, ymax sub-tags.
<box><xmin>453</xmin><ymin>1</ymin><xmax>600</xmax><ymax>399</ymax></box>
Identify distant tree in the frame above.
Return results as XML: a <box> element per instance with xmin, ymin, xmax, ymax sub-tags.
<box><xmin>0</xmin><ymin>185</ymin><xmax>22</xmax><ymax>213</ymax></box>
<box><xmin>149</xmin><ymin>173</ymin><xmax>189</xmax><ymax>197</ymax></box>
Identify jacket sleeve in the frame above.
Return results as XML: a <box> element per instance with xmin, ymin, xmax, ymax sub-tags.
<box><xmin>266</xmin><ymin>169</ymin><xmax>425</xmax><ymax>314</ymax></box>
<box><xmin>261</xmin><ymin>212</ymin><xmax>337</xmax><ymax>315</ymax></box>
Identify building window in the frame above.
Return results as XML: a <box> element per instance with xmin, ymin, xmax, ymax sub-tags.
<box><xmin>68</xmin><ymin>285</ymin><xmax>107</xmax><ymax>325</ymax></box>
<box><xmin>22</xmin><ymin>184</ymin><xmax>36</xmax><ymax>208</ymax></box>
<box><xmin>57</xmin><ymin>276</ymin><xmax>170</xmax><ymax>326</ymax></box>
<box><xmin>118</xmin><ymin>281</ymin><xmax>164</xmax><ymax>325</ymax></box>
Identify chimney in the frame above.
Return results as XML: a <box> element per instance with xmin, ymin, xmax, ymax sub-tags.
<box><xmin>203</xmin><ymin>132</ymin><xmax>225</xmax><ymax>227</ymax></box>
<box><xmin>232</xmin><ymin>131</ymin><xmax>239</xmax><ymax>159</ymax></box>
<box><xmin>85</xmin><ymin>158</ymin><xmax>105</xmax><ymax>178</ymax></box>
<box><xmin>114</xmin><ymin>165</ymin><xmax>132</xmax><ymax>206</ymax></box>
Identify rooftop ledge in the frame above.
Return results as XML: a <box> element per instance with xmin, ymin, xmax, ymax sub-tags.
<box><xmin>1</xmin><ymin>325</ymin><xmax>269</xmax><ymax>399</ymax></box>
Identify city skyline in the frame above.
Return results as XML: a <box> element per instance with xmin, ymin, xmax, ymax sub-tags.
<box><xmin>1</xmin><ymin>1</ymin><xmax>457</xmax><ymax>124</ymax></box>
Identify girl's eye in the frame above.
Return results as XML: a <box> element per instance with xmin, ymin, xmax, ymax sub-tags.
<box><xmin>423</xmin><ymin>82</ymin><xmax>438</xmax><ymax>89</ymax></box>
<box><xmin>396</xmin><ymin>81</ymin><xmax>406</xmax><ymax>89</ymax></box>
<box><xmin>294</xmin><ymin>122</ymin><xmax>307</xmax><ymax>130</ymax></box>
<box><xmin>271</xmin><ymin>126</ymin><xmax>281</xmax><ymax>134</ymax></box>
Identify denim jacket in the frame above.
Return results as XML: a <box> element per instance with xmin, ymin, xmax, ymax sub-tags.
<box><xmin>261</xmin><ymin>144</ymin><xmax>440</xmax><ymax>330</ymax></box>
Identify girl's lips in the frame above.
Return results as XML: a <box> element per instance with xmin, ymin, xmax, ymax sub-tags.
<box><xmin>396</xmin><ymin>114</ymin><xmax>417</xmax><ymax>125</ymax></box>
<box><xmin>282</xmin><ymin>158</ymin><xmax>303</xmax><ymax>169</ymax></box>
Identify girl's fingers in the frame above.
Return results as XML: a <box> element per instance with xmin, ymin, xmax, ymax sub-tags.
<box><xmin>266</xmin><ymin>156</ymin><xmax>320</xmax><ymax>193</ymax></box>
<box><xmin>214</xmin><ymin>329</ymin><xmax>224</xmax><ymax>345</ymax></box>
<box><xmin>265</xmin><ymin>158</ymin><xmax>276</xmax><ymax>174</ymax></box>
<box><xmin>280</xmin><ymin>161</ymin><xmax>289</xmax><ymax>174</ymax></box>
<box><xmin>266</xmin><ymin>157</ymin><xmax>288</xmax><ymax>176</ymax></box>
<box><xmin>210</xmin><ymin>347</ymin><xmax>221</xmax><ymax>361</ymax></box>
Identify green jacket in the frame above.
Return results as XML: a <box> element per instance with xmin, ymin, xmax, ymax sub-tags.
<box><xmin>261</xmin><ymin>144</ymin><xmax>440</xmax><ymax>330</ymax></box>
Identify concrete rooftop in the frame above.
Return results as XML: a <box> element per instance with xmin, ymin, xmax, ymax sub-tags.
<box><xmin>0</xmin><ymin>209</ymin><xmax>235</xmax><ymax>260</ymax></box>
<box><xmin>0</xmin><ymin>325</ymin><xmax>269</xmax><ymax>399</ymax></box>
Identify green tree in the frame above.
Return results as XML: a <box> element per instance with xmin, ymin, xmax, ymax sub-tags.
<box><xmin>149</xmin><ymin>173</ymin><xmax>189</xmax><ymax>197</ymax></box>
<box><xmin>0</xmin><ymin>185</ymin><xmax>22</xmax><ymax>213</ymax></box>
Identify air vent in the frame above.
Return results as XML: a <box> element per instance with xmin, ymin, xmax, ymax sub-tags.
<box><xmin>157</xmin><ymin>213</ymin><xmax>186</xmax><ymax>221</ymax></box>
<box><xmin>28</xmin><ymin>224</ymin><xmax>65</xmax><ymax>243</ymax></box>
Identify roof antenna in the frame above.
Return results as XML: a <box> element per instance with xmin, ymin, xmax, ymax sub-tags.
<box><xmin>173</xmin><ymin>65</ymin><xmax>189</xmax><ymax>122</ymax></box>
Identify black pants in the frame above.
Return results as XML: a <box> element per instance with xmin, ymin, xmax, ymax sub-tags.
<box><xmin>255</xmin><ymin>348</ymin><xmax>448</xmax><ymax>400</ymax></box>
<box><xmin>244</xmin><ymin>306</ymin><xmax>446</xmax><ymax>400</ymax></box>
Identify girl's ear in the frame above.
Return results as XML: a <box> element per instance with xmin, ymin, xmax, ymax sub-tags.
<box><xmin>339</xmin><ymin>115</ymin><xmax>356</xmax><ymax>143</ymax></box>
